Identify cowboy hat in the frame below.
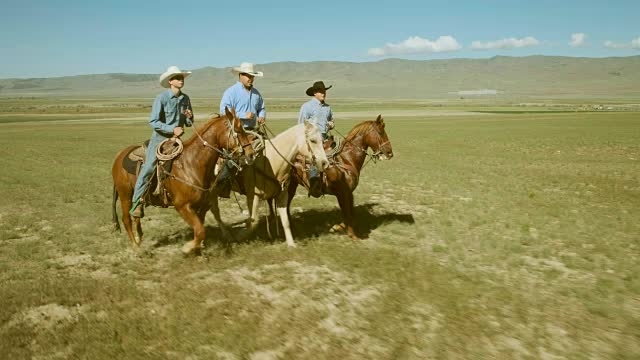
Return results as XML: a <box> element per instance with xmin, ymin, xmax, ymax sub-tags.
<box><xmin>159</xmin><ymin>66</ymin><xmax>192</xmax><ymax>88</ymax></box>
<box><xmin>306</xmin><ymin>81</ymin><xmax>332</xmax><ymax>96</ymax></box>
<box><xmin>231</xmin><ymin>62</ymin><xmax>264</xmax><ymax>77</ymax></box>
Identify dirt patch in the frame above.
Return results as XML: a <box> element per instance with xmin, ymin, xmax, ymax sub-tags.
<box><xmin>191</xmin><ymin>261</ymin><xmax>389</xmax><ymax>357</ymax></box>
<box><xmin>5</xmin><ymin>303</ymin><xmax>86</xmax><ymax>332</ymax></box>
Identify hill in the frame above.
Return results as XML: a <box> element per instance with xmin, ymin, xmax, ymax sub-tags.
<box><xmin>1</xmin><ymin>56</ymin><xmax>639</xmax><ymax>99</ymax></box>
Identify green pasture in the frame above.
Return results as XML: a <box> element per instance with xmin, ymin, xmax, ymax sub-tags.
<box><xmin>2</xmin><ymin>96</ymin><xmax>638</xmax><ymax>122</ymax></box>
<box><xmin>0</xmin><ymin>101</ymin><xmax>639</xmax><ymax>359</ymax></box>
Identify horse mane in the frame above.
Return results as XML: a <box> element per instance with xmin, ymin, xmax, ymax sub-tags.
<box><xmin>272</xmin><ymin>122</ymin><xmax>304</xmax><ymax>142</ymax></box>
<box><xmin>183</xmin><ymin>114</ymin><xmax>229</xmax><ymax>146</ymax></box>
<box><xmin>345</xmin><ymin>120</ymin><xmax>377</xmax><ymax>142</ymax></box>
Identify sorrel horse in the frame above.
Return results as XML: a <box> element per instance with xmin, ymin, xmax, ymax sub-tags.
<box><xmin>210</xmin><ymin>120</ymin><xmax>329</xmax><ymax>247</ymax></box>
<box><xmin>111</xmin><ymin>107</ymin><xmax>256</xmax><ymax>255</ymax></box>
<box><xmin>288</xmin><ymin>115</ymin><xmax>393</xmax><ymax>239</ymax></box>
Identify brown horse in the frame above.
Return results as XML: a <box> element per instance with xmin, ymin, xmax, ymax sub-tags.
<box><xmin>288</xmin><ymin>115</ymin><xmax>393</xmax><ymax>239</ymax></box>
<box><xmin>111</xmin><ymin>107</ymin><xmax>256</xmax><ymax>255</ymax></box>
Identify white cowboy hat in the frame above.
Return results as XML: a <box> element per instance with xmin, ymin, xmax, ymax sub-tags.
<box><xmin>231</xmin><ymin>62</ymin><xmax>264</xmax><ymax>77</ymax></box>
<box><xmin>159</xmin><ymin>66</ymin><xmax>192</xmax><ymax>88</ymax></box>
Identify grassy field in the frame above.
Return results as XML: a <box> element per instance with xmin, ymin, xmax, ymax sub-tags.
<box><xmin>0</xmin><ymin>99</ymin><xmax>639</xmax><ymax>359</ymax></box>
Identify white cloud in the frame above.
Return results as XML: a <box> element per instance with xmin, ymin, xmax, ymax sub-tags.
<box><xmin>471</xmin><ymin>37</ymin><xmax>540</xmax><ymax>50</ymax></box>
<box><xmin>604</xmin><ymin>37</ymin><xmax>640</xmax><ymax>50</ymax></box>
<box><xmin>569</xmin><ymin>33</ymin><xmax>586</xmax><ymax>47</ymax></box>
<box><xmin>367</xmin><ymin>35</ymin><xmax>462</xmax><ymax>56</ymax></box>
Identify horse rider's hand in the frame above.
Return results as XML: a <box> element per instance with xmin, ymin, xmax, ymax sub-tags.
<box><xmin>173</xmin><ymin>126</ymin><xmax>184</xmax><ymax>137</ymax></box>
<box><xmin>182</xmin><ymin>109</ymin><xmax>193</xmax><ymax>119</ymax></box>
<box><xmin>328</xmin><ymin>121</ymin><xmax>335</xmax><ymax>129</ymax></box>
<box><xmin>245</xmin><ymin>111</ymin><xmax>255</xmax><ymax>120</ymax></box>
<box><xmin>257</xmin><ymin>117</ymin><xmax>265</xmax><ymax>124</ymax></box>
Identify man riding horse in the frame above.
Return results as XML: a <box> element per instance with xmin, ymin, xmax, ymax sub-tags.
<box><xmin>216</xmin><ymin>62</ymin><xmax>267</xmax><ymax>198</ymax></box>
<box><xmin>130</xmin><ymin>66</ymin><xmax>194</xmax><ymax>218</ymax></box>
<box><xmin>298</xmin><ymin>81</ymin><xmax>335</xmax><ymax>197</ymax></box>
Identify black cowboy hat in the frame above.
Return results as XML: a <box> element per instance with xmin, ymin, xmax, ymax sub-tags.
<box><xmin>306</xmin><ymin>81</ymin><xmax>333</xmax><ymax>96</ymax></box>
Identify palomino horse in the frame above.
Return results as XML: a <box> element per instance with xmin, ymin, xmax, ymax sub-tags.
<box><xmin>210</xmin><ymin>120</ymin><xmax>329</xmax><ymax>247</ymax></box>
<box><xmin>288</xmin><ymin>115</ymin><xmax>393</xmax><ymax>239</ymax></box>
<box><xmin>111</xmin><ymin>107</ymin><xmax>255</xmax><ymax>255</ymax></box>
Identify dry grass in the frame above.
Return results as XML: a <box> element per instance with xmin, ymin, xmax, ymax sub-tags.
<box><xmin>0</xmin><ymin>100</ymin><xmax>639</xmax><ymax>359</ymax></box>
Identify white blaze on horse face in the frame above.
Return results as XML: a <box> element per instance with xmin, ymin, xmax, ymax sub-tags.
<box><xmin>305</xmin><ymin>123</ymin><xmax>329</xmax><ymax>171</ymax></box>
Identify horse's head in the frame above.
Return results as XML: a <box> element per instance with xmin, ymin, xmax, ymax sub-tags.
<box><xmin>366</xmin><ymin>115</ymin><xmax>394</xmax><ymax>160</ymax></box>
<box><xmin>302</xmin><ymin>120</ymin><xmax>329</xmax><ymax>171</ymax></box>
<box><xmin>223</xmin><ymin>107</ymin><xmax>257</xmax><ymax>165</ymax></box>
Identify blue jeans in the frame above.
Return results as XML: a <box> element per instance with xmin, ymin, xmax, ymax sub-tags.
<box><xmin>132</xmin><ymin>135</ymin><xmax>164</xmax><ymax>203</ymax></box>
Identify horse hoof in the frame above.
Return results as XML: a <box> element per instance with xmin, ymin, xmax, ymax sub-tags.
<box><xmin>286</xmin><ymin>243</ymin><xmax>297</xmax><ymax>248</ymax></box>
<box><xmin>181</xmin><ymin>242</ymin><xmax>201</xmax><ymax>256</ymax></box>
<box><xmin>330</xmin><ymin>224</ymin><xmax>346</xmax><ymax>233</ymax></box>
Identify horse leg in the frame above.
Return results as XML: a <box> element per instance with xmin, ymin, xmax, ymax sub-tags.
<box><xmin>286</xmin><ymin>179</ymin><xmax>298</xmax><ymax>224</ymax></box>
<box><xmin>118</xmin><ymin>194</ymin><xmax>141</xmax><ymax>247</ymax></box>
<box><xmin>265</xmin><ymin>199</ymin><xmax>275</xmax><ymax>240</ymax></box>
<box><xmin>336</xmin><ymin>189</ymin><xmax>359</xmax><ymax>240</ymax></box>
<box><xmin>275</xmin><ymin>191</ymin><xmax>296</xmax><ymax>247</ymax></box>
<box><xmin>176</xmin><ymin>204</ymin><xmax>206</xmax><ymax>255</ymax></box>
<box><xmin>134</xmin><ymin>217</ymin><xmax>144</xmax><ymax>245</ymax></box>
<box><xmin>209</xmin><ymin>195</ymin><xmax>234</xmax><ymax>241</ymax></box>
<box><xmin>244</xmin><ymin>194</ymin><xmax>261</xmax><ymax>238</ymax></box>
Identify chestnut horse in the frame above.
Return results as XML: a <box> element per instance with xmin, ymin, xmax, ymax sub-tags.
<box><xmin>288</xmin><ymin>115</ymin><xmax>393</xmax><ymax>239</ymax></box>
<box><xmin>210</xmin><ymin>120</ymin><xmax>329</xmax><ymax>247</ymax></box>
<box><xmin>111</xmin><ymin>108</ymin><xmax>255</xmax><ymax>255</ymax></box>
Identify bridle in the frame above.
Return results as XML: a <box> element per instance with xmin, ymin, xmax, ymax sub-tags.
<box><xmin>341</xmin><ymin>125</ymin><xmax>391</xmax><ymax>162</ymax></box>
<box><xmin>193</xmin><ymin>117</ymin><xmax>254</xmax><ymax>164</ymax></box>
<box><xmin>160</xmin><ymin>117</ymin><xmax>255</xmax><ymax>192</ymax></box>
<box><xmin>304</xmin><ymin>128</ymin><xmax>322</xmax><ymax>168</ymax></box>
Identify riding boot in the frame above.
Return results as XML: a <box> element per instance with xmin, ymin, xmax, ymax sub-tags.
<box><xmin>217</xmin><ymin>161</ymin><xmax>232</xmax><ymax>199</ymax></box>
<box><xmin>130</xmin><ymin>199</ymin><xmax>145</xmax><ymax>218</ymax></box>
<box><xmin>308</xmin><ymin>165</ymin><xmax>323</xmax><ymax>198</ymax></box>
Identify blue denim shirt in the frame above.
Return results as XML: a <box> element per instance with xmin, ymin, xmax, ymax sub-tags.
<box><xmin>298</xmin><ymin>98</ymin><xmax>333</xmax><ymax>134</ymax></box>
<box><xmin>219</xmin><ymin>82</ymin><xmax>266</xmax><ymax>129</ymax></box>
<box><xmin>149</xmin><ymin>89</ymin><xmax>193</xmax><ymax>138</ymax></box>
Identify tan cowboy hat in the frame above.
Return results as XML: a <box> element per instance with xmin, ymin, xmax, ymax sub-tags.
<box><xmin>306</xmin><ymin>81</ymin><xmax>332</xmax><ymax>96</ymax></box>
<box><xmin>231</xmin><ymin>62</ymin><xmax>264</xmax><ymax>77</ymax></box>
<box><xmin>159</xmin><ymin>66</ymin><xmax>192</xmax><ymax>88</ymax></box>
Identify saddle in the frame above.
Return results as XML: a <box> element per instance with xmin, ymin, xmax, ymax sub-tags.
<box><xmin>122</xmin><ymin>139</ymin><xmax>180</xmax><ymax>207</ymax></box>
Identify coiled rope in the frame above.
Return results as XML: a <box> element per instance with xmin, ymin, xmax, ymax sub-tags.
<box><xmin>156</xmin><ymin>138</ymin><xmax>184</xmax><ymax>161</ymax></box>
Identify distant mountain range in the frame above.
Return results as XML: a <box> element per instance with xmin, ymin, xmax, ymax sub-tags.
<box><xmin>1</xmin><ymin>56</ymin><xmax>639</xmax><ymax>99</ymax></box>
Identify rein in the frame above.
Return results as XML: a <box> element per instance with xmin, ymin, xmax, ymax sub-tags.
<box><xmin>157</xmin><ymin>117</ymin><xmax>250</xmax><ymax>193</ymax></box>
<box><xmin>261</xmin><ymin>123</ymin><xmax>318</xmax><ymax>169</ymax></box>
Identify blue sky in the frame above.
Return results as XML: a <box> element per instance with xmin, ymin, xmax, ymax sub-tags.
<box><xmin>1</xmin><ymin>0</ymin><xmax>638</xmax><ymax>78</ymax></box>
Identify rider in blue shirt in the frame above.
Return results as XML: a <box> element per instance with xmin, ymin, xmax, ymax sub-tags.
<box><xmin>130</xmin><ymin>66</ymin><xmax>194</xmax><ymax>218</ymax></box>
<box><xmin>298</xmin><ymin>81</ymin><xmax>334</xmax><ymax>140</ymax></box>
<box><xmin>219</xmin><ymin>62</ymin><xmax>266</xmax><ymax>130</ymax></box>
<box><xmin>298</xmin><ymin>81</ymin><xmax>334</xmax><ymax>197</ymax></box>
<box><xmin>216</xmin><ymin>62</ymin><xmax>266</xmax><ymax>197</ymax></box>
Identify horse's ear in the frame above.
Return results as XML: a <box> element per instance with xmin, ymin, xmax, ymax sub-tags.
<box><xmin>224</xmin><ymin>106</ymin><xmax>233</xmax><ymax>120</ymax></box>
<box><xmin>303</xmin><ymin>119</ymin><xmax>310</xmax><ymax>128</ymax></box>
<box><xmin>376</xmin><ymin>114</ymin><xmax>385</xmax><ymax>127</ymax></box>
<box><xmin>233</xmin><ymin>116</ymin><xmax>242</xmax><ymax>132</ymax></box>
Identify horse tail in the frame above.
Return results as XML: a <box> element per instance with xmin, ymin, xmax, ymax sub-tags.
<box><xmin>112</xmin><ymin>184</ymin><xmax>121</xmax><ymax>232</ymax></box>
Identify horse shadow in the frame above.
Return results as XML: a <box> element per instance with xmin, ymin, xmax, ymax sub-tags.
<box><xmin>288</xmin><ymin>202</ymin><xmax>415</xmax><ymax>240</ymax></box>
<box><xmin>149</xmin><ymin>202</ymin><xmax>415</xmax><ymax>253</ymax></box>
<box><xmin>151</xmin><ymin>224</ymin><xmax>234</xmax><ymax>254</ymax></box>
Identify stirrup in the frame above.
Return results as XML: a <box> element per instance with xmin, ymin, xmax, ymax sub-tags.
<box><xmin>129</xmin><ymin>199</ymin><xmax>144</xmax><ymax>218</ymax></box>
